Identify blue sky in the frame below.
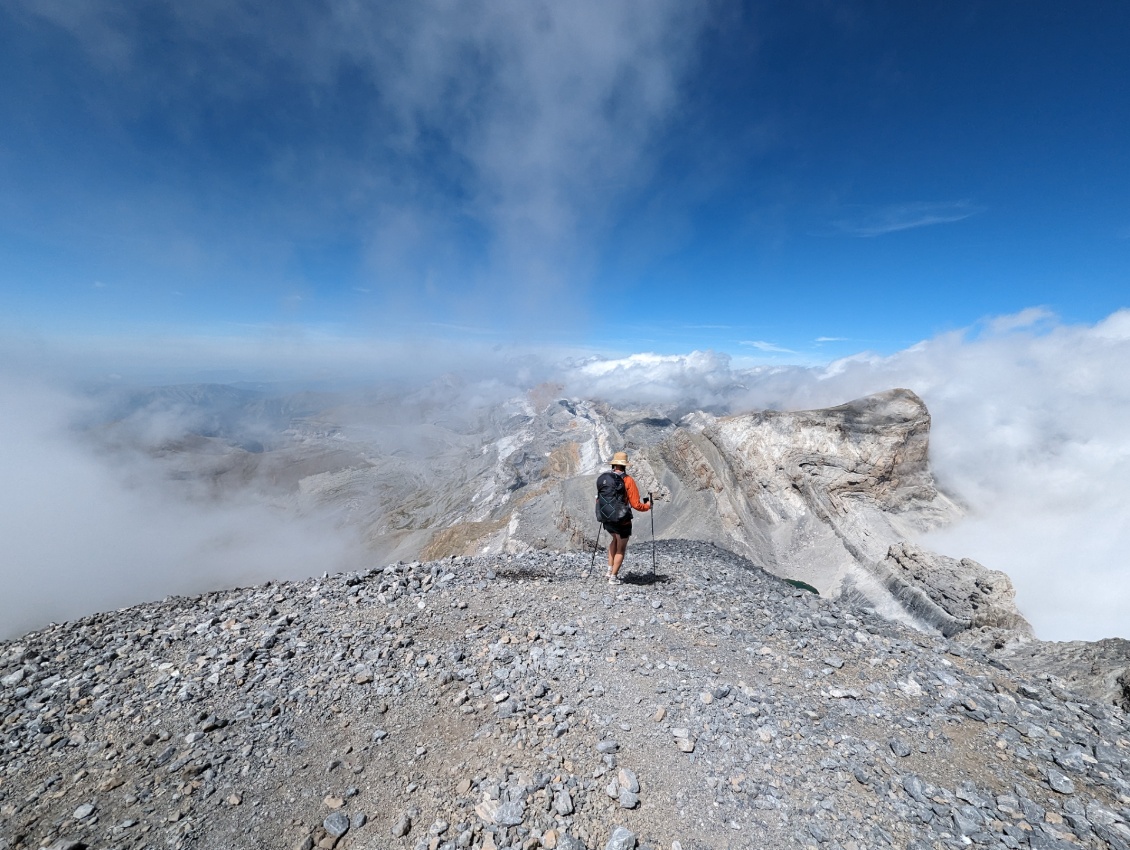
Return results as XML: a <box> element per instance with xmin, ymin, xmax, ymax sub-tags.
<box><xmin>3</xmin><ymin>2</ymin><xmax>1130</xmax><ymax>642</ymax></box>
<box><xmin>1</xmin><ymin>1</ymin><xmax>1128</xmax><ymax>363</ymax></box>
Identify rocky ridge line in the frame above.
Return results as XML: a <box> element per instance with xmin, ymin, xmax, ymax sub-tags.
<box><xmin>2</xmin><ymin>541</ymin><xmax>1129</xmax><ymax>850</ymax></box>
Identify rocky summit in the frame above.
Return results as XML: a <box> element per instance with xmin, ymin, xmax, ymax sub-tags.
<box><xmin>3</xmin><ymin>541</ymin><xmax>1129</xmax><ymax>850</ymax></box>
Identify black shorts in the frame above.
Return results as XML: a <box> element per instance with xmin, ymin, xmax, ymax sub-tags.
<box><xmin>602</xmin><ymin>519</ymin><xmax>632</xmax><ymax>539</ymax></box>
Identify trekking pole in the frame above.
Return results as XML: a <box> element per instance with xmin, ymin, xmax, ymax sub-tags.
<box><xmin>649</xmin><ymin>492</ymin><xmax>656</xmax><ymax>576</ymax></box>
<box><xmin>590</xmin><ymin>523</ymin><xmax>603</xmax><ymax>573</ymax></box>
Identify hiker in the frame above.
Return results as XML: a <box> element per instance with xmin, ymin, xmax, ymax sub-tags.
<box><xmin>595</xmin><ymin>451</ymin><xmax>651</xmax><ymax>584</ymax></box>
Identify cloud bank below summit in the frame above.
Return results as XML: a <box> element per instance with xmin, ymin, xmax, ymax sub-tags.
<box><xmin>2</xmin><ymin>310</ymin><xmax>1128</xmax><ymax>642</ymax></box>
<box><xmin>0</xmin><ymin>376</ymin><xmax>367</xmax><ymax>642</ymax></box>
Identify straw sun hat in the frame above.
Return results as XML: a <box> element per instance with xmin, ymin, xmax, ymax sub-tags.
<box><xmin>609</xmin><ymin>451</ymin><xmax>630</xmax><ymax>467</ymax></box>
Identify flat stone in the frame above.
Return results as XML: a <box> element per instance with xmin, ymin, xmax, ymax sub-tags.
<box><xmin>1053</xmin><ymin>749</ymin><xmax>1087</xmax><ymax>773</ymax></box>
<box><xmin>2</xmin><ymin>669</ymin><xmax>26</xmax><ymax>687</ymax></box>
<box><xmin>902</xmin><ymin>775</ymin><xmax>927</xmax><ymax>802</ymax></box>
<box><xmin>472</xmin><ymin>795</ymin><xmax>499</xmax><ymax>822</ymax></box>
<box><xmin>323</xmin><ymin>812</ymin><xmax>350</xmax><ymax>838</ymax></box>
<box><xmin>1046</xmin><ymin>769</ymin><xmax>1075</xmax><ymax>795</ymax></box>
<box><xmin>953</xmin><ymin>804</ymin><xmax>983</xmax><ymax>836</ymax></box>
<box><xmin>475</xmin><ymin>798</ymin><xmax>525</xmax><ymax>826</ymax></box>
<box><xmin>494</xmin><ymin>800</ymin><xmax>525</xmax><ymax>826</ymax></box>
<box><xmin>889</xmin><ymin>739</ymin><xmax>912</xmax><ymax>758</ymax></box>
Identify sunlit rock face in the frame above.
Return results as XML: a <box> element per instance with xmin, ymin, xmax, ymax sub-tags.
<box><xmin>98</xmin><ymin>384</ymin><xmax>1029</xmax><ymax>642</ymax></box>
<box><xmin>457</xmin><ymin>387</ymin><xmax>1031</xmax><ymax>643</ymax></box>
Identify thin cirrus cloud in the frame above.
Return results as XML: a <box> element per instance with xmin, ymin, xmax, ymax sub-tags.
<box><xmin>740</xmin><ymin>340</ymin><xmax>795</xmax><ymax>354</ymax></box>
<box><xmin>835</xmin><ymin>201</ymin><xmax>985</xmax><ymax>237</ymax></box>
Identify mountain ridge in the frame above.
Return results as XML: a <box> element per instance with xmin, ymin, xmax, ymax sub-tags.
<box><xmin>1</xmin><ymin>541</ymin><xmax>1128</xmax><ymax>850</ymax></box>
<box><xmin>67</xmin><ymin>382</ymin><xmax>1130</xmax><ymax>704</ymax></box>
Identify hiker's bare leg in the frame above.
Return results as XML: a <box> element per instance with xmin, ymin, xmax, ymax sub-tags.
<box><xmin>610</xmin><ymin>535</ymin><xmax>627</xmax><ymax>575</ymax></box>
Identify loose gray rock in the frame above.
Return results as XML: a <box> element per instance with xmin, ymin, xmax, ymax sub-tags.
<box><xmin>889</xmin><ymin>739</ymin><xmax>912</xmax><ymax>758</ymax></box>
<box><xmin>902</xmin><ymin>775</ymin><xmax>927</xmax><ymax>802</ymax></box>
<box><xmin>1047</xmin><ymin>768</ymin><xmax>1076</xmax><ymax>795</ymax></box>
<box><xmin>392</xmin><ymin>813</ymin><xmax>412</xmax><ymax>837</ymax></box>
<box><xmin>553</xmin><ymin>790</ymin><xmax>574</xmax><ymax>816</ymax></box>
<box><xmin>617</xmin><ymin>768</ymin><xmax>640</xmax><ymax>794</ymax></box>
<box><xmin>324</xmin><ymin>812</ymin><xmax>350</xmax><ymax>838</ymax></box>
<box><xmin>605</xmin><ymin>826</ymin><xmax>637</xmax><ymax>850</ymax></box>
<box><xmin>0</xmin><ymin>535</ymin><xmax>1127</xmax><ymax>850</ymax></box>
<box><xmin>952</xmin><ymin>805</ymin><xmax>983</xmax><ymax>836</ymax></box>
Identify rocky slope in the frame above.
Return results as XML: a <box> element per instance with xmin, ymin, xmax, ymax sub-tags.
<box><xmin>83</xmin><ymin>383</ymin><xmax>1129</xmax><ymax>709</ymax></box>
<box><xmin>2</xmin><ymin>542</ymin><xmax>1129</xmax><ymax>850</ymax></box>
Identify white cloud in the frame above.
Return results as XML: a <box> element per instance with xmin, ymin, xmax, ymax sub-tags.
<box><xmin>563</xmin><ymin>350</ymin><xmax>742</xmax><ymax>407</ymax></box>
<box><xmin>835</xmin><ymin>200</ymin><xmax>984</xmax><ymax>237</ymax></box>
<box><xmin>14</xmin><ymin>0</ymin><xmax>707</xmax><ymax>326</ymax></box>
<box><xmin>985</xmin><ymin>306</ymin><xmax>1055</xmax><ymax>334</ymax></box>
<box><xmin>557</xmin><ymin>310</ymin><xmax>1130</xmax><ymax>641</ymax></box>
<box><xmin>0</xmin><ymin>373</ymin><xmax>367</xmax><ymax>641</ymax></box>
<box><xmin>740</xmin><ymin>340</ymin><xmax>795</xmax><ymax>353</ymax></box>
<box><xmin>4</xmin><ymin>308</ymin><xmax>1129</xmax><ymax>642</ymax></box>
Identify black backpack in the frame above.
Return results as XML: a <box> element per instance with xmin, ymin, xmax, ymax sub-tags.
<box><xmin>595</xmin><ymin>471</ymin><xmax>631</xmax><ymax>523</ymax></box>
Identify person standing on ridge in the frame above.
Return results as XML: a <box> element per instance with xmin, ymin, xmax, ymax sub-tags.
<box><xmin>594</xmin><ymin>451</ymin><xmax>651</xmax><ymax>584</ymax></box>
